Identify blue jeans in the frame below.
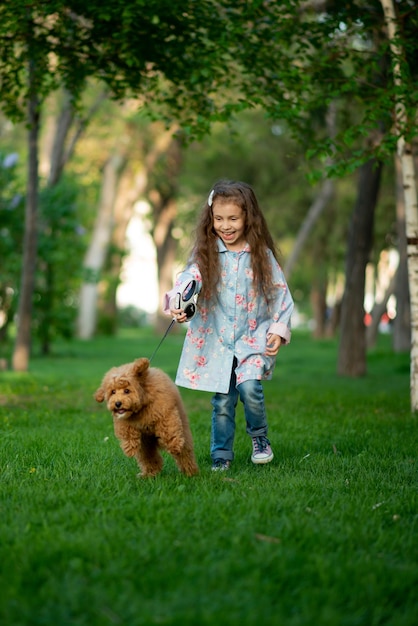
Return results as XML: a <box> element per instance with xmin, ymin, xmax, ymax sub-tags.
<box><xmin>210</xmin><ymin>364</ymin><xmax>268</xmax><ymax>461</ymax></box>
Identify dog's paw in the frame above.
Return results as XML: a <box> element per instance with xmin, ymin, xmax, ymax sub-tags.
<box><xmin>136</xmin><ymin>470</ymin><xmax>159</xmax><ymax>479</ymax></box>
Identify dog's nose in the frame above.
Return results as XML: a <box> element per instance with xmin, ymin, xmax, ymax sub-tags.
<box><xmin>115</xmin><ymin>401</ymin><xmax>122</xmax><ymax>408</ymax></box>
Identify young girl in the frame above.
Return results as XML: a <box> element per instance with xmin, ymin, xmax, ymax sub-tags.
<box><xmin>163</xmin><ymin>180</ymin><xmax>294</xmax><ymax>471</ymax></box>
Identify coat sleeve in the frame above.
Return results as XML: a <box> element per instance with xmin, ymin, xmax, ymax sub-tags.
<box><xmin>162</xmin><ymin>263</ymin><xmax>202</xmax><ymax>316</ymax></box>
<box><xmin>267</xmin><ymin>254</ymin><xmax>294</xmax><ymax>344</ymax></box>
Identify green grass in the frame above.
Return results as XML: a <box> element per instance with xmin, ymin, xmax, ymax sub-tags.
<box><xmin>0</xmin><ymin>329</ymin><xmax>416</xmax><ymax>626</ymax></box>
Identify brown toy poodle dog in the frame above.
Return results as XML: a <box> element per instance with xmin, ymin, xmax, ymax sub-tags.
<box><xmin>94</xmin><ymin>357</ymin><xmax>199</xmax><ymax>478</ymax></box>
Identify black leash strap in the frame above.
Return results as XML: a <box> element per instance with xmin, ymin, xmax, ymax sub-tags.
<box><xmin>149</xmin><ymin>318</ymin><xmax>176</xmax><ymax>364</ymax></box>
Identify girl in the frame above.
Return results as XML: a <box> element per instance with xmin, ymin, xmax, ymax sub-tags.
<box><xmin>163</xmin><ymin>180</ymin><xmax>294</xmax><ymax>471</ymax></box>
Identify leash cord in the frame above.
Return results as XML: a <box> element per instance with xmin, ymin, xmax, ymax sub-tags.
<box><xmin>148</xmin><ymin>318</ymin><xmax>176</xmax><ymax>364</ymax></box>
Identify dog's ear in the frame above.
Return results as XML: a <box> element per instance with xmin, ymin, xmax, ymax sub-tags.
<box><xmin>133</xmin><ymin>358</ymin><xmax>150</xmax><ymax>377</ymax></box>
<box><xmin>94</xmin><ymin>387</ymin><xmax>105</xmax><ymax>403</ymax></box>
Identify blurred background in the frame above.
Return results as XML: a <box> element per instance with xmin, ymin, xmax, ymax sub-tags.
<box><xmin>0</xmin><ymin>0</ymin><xmax>416</xmax><ymax>395</ymax></box>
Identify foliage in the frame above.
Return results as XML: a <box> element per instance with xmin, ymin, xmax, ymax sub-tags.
<box><xmin>232</xmin><ymin>0</ymin><xmax>418</xmax><ymax>173</ymax></box>
<box><xmin>178</xmin><ymin>109</ymin><xmax>316</xmax><ymax>260</ymax></box>
<box><xmin>117</xmin><ymin>305</ymin><xmax>149</xmax><ymax>329</ymax></box>
<box><xmin>0</xmin><ymin>0</ymin><xmax>266</xmax><ymax>368</ymax></box>
<box><xmin>33</xmin><ymin>177</ymin><xmax>87</xmax><ymax>352</ymax></box>
<box><xmin>0</xmin><ymin>152</ymin><xmax>25</xmax><ymax>344</ymax></box>
<box><xmin>178</xmin><ymin>108</ymin><xmax>396</xmax><ymax>309</ymax></box>
<box><xmin>0</xmin><ymin>0</ymin><xmax>248</xmax><ymax>132</ymax></box>
<box><xmin>0</xmin><ymin>330</ymin><xmax>416</xmax><ymax>625</ymax></box>
<box><xmin>1</xmin><ymin>1</ymin><xmax>415</xmax><ymax>360</ymax></box>
<box><xmin>0</xmin><ymin>166</ymin><xmax>86</xmax><ymax>353</ymax></box>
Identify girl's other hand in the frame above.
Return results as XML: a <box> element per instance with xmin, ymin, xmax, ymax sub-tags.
<box><xmin>265</xmin><ymin>334</ymin><xmax>282</xmax><ymax>356</ymax></box>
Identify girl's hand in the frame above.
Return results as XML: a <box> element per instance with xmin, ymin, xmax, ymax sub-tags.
<box><xmin>169</xmin><ymin>295</ymin><xmax>188</xmax><ymax>323</ymax></box>
<box><xmin>265</xmin><ymin>334</ymin><xmax>282</xmax><ymax>356</ymax></box>
<box><xmin>170</xmin><ymin>307</ymin><xmax>188</xmax><ymax>323</ymax></box>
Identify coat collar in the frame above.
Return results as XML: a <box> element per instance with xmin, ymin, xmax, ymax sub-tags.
<box><xmin>217</xmin><ymin>238</ymin><xmax>250</xmax><ymax>253</ymax></box>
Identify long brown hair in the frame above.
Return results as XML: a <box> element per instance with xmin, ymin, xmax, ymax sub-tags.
<box><xmin>191</xmin><ymin>180</ymin><xmax>280</xmax><ymax>304</ymax></box>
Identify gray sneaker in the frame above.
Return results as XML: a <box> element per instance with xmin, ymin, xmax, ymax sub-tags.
<box><xmin>211</xmin><ymin>459</ymin><xmax>231</xmax><ymax>471</ymax></box>
<box><xmin>251</xmin><ymin>436</ymin><xmax>274</xmax><ymax>464</ymax></box>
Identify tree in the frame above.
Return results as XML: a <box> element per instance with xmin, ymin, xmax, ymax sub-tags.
<box><xmin>393</xmin><ymin>155</ymin><xmax>411</xmax><ymax>352</ymax></box>
<box><xmin>230</xmin><ymin>0</ymin><xmax>418</xmax><ymax>399</ymax></box>
<box><xmin>283</xmin><ymin>100</ymin><xmax>338</xmax><ymax>331</ymax></box>
<box><xmin>77</xmin><ymin>152</ymin><xmax>125</xmax><ymax>339</ymax></box>
<box><xmin>76</xmin><ymin>105</ymin><xmax>181</xmax><ymax>339</ymax></box>
<box><xmin>337</xmin><ymin>157</ymin><xmax>383</xmax><ymax>375</ymax></box>
<box><xmin>12</xmin><ymin>54</ymin><xmax>40</xmax><ymax>371</ymax></box>
<box><xmin>379</xmin><ymin>0</ymin><xmax>418</xmax><ymax>409</ymax></box>
<box><xmin>35</xmin><ymin>178</ymin><xmax>86</xmax><ymax>353</ymax></box>
<box><xmin>147</xmin><ymin>133</ymin><xmax>184</xmax><ymax>332</ymax></box>
<box><xmin>0</xmin><ymin>152</ymin><xmax>24</xmax><ymax>347</ymax></box>
<box><xmin>0</xmin><ymin>0</ymin><xmax>252</xmax><ymax>370</ymax></box>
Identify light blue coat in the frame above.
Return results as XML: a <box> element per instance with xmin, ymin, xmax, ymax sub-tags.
<box><xmin>163</xmin><ymin>239</ymin><xmax>294</xmax><ymax>393</ymax></box>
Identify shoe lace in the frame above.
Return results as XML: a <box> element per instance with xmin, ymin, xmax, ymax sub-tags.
<box><xmin>253</xmin><ymin>436</ymin><xmax>269</xmax><ymax>453</ymax></box>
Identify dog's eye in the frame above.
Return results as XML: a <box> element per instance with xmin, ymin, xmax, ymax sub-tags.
<box><xmin>111</xmin><ymin>390</ymin><xmax>116</xmax><ymax>395</ymax></box>
<box><xmin>123</xmin><ymin>388</ymin><xmax>130</xmax><ymax>394</ymax></box>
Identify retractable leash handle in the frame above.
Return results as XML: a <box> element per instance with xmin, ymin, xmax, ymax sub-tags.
<box><xmin>149</xmin><ymin>280</ymin><xmax>199</xmax><ymax>364</ymax></box>
<box><xmin>176</xmin><ymin>279</ymin><xmax>198</xmax><ymax>321</ymax></box>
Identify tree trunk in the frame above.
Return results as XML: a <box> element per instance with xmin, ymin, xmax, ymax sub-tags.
<box><xmin>366</xmin><ymin>270</ymin><xmax>396</xmax><ymax>349</ymax></box>
<box><xmin>47</xmin><ymin>89</ymin><xmax>74</xmax><ymax>187</ymax></box>
<box><xmin>42</xmin><ymin>87</ymin><xmax>108</xmax><ymax>342</ymax></box>
<box><xmin>148</xmin><ymin>136</ymin><xmax>183</xmax><ymax>332</ymax></box>
<box><xmin>399</xmin><ymin>143</ymin><xmax>418</xmax><ymax>408</ymax></box>
<box><xmin>380</xmin><ymin>0</ymin><xmax>418</xmax><ymax>410</ymax></box>
<box><xmin>326</xmin><ymin>300</ymin><xmax>341</xmax><ymax>337</ymax></box>
<box><xmin>61</xmin><ymin>90</ymin><xmax>107</xmax><ymax>169</ymax></box>
<box><xmin>155</xmin><ymin>199</ymin><xmax>178</xmax><ymax>332</ymax></box>
<box><xmin>285</xmin><ymin>101</ymin><xmax>336</xmax><ymax>279</ymax></box>
<box><xmin>45</xmin><ymin>88</ymin><xmax>107</xmax><ymax>187</ymax></box>
<box><xmin>101</xmin><ymin>167</ymin><xmax>141</xmax><ymax>334</ymax></box>
<box><xmin>97</xmin><ymin>124</ymin><xmax>180</xmax><ymax>333</ymax></box>
<box><xmin>337</xmin><ymin>158</ymin><xmax>383</xmax><ymax>376</ymax></box>
<box><xmin>12</xmin><ymin>60</ymin><xmax>40</xmax><ymax>372</ymax></box>
<box><xmin>77</xmin><ymin>153</ymin><xmax>125</xmax><ymax>339</ymax></box>
<box><xmin>393</xmin><ymin>155</ymin><xmax>411</xmax><ymax>352</ymax></box>
<box><xmin>310</xmin><ymin>279</ymin><xmax>328</xmax><ymax>338</ymax></box>
<box><xmin>284</xmin><ymin>177</ymin><xmax>335</xmax><ymax>279</ymax></box>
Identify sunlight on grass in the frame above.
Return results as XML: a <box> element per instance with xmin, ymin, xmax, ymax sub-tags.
<box><xmin>0</xmin><ymin>330</ymin><xmax>416</xmax><ymax>626</ymax></box>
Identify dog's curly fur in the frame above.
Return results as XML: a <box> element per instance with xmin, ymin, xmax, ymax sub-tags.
<box><xmin>94</xmin><ymin>358</ymin><xmax>199</xmax><ymax>478</ymax></box>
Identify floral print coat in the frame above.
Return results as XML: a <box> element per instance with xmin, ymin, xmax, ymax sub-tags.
<box><xmin>163</xmin><ymin>239</ymin><xmax>294</xmax><ymax>393</ymax></box>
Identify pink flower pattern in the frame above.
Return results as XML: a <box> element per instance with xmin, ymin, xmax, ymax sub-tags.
<box><xmin>194</xmin><ymin>355</ymin><xmax>207</xmax><ymax>367</ymax></box>
<box><xmin>164</xmin><ymin>239</ymin><xmax>294</xmax><ymax>393</ymax></box>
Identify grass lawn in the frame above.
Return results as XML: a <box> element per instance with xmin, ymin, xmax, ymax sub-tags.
<box><xmin>0</xmin><ymin>329</ymin><xmax>416</xmax><ymax>626</ymax></box>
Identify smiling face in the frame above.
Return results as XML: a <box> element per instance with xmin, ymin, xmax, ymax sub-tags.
<box><xmin>95</xmin><ymin>366</ymin><xmax>145</xmax><ymax>419</ymax></box>
<box><xmin>212</xmin><ymin>201</ymin><xmax>246</xmax><ymax>251</ymax></box>
<box><xmin>105</xmin><ymin>376</ymin><xmax>140</xmax><ymax>419</ymax></box>
<box><xmin>95</xmin><ymin>359</ymin><xmax>151</xmax><ymax>420</ymax></box>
